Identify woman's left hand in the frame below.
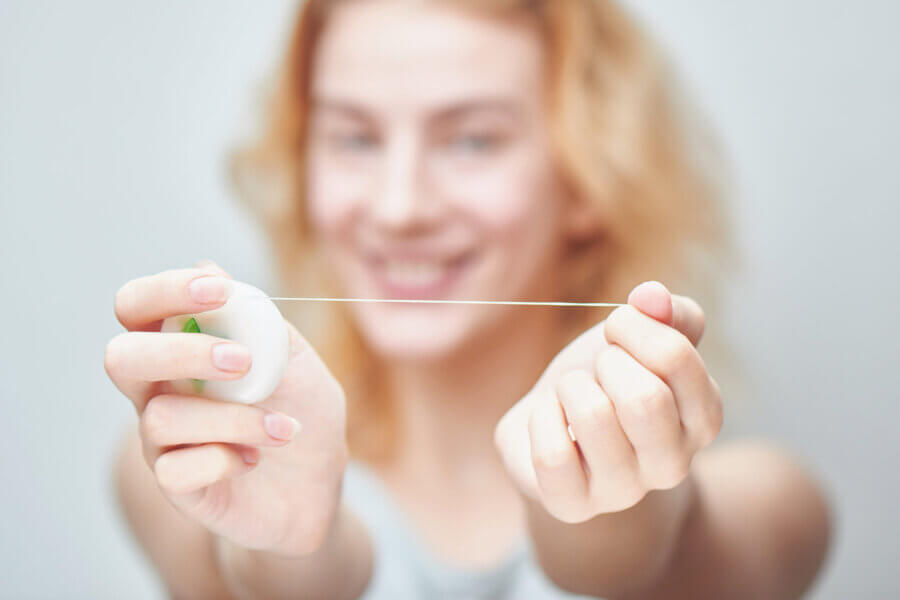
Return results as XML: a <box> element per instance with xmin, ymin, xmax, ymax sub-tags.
<box><xmin>495</xmin><ymin>281</ymin><xmax>722</xmax><ymax>523</ymax></box>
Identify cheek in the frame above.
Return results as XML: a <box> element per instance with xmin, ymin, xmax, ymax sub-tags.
<box><xmin>438</xmin><ymin>147</ymin><xmax>558</xmax><ymax>234</ymax></box>
<box><xmin>306</xmin><ymin>152</ymin><xmax>369</xmax><ymax>233</ymax></box>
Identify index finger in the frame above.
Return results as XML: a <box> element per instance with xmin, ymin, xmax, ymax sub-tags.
<box><xmin>114</xmin><ymin>267</ymin><xmax>234</xmax><ymax>331</ymax></box>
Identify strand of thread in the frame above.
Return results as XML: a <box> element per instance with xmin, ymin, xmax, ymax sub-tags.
<box><xmin>266</xmin><ymin>297</ymin><xmax>624</xmax><ymax>308</ymax></box>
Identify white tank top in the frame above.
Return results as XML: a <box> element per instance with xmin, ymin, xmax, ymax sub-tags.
<box><xmin>343</xmin><ymin>461</ymin><xmax>605</xmax><ymax>600</ymax></box>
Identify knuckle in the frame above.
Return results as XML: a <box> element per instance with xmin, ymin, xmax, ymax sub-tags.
<box><xmin>656</xmin><ymin>334</ymin><xmax>696</xmax><ymax>378</ymax></box>
<box><xmin>575</xmin><ymin>396</ymin><xmax>615</xmax><ymax>430</ymax></box>
<box><xmin>533</xmin><ymin>444</ymin><xmax>572</xmax><ymax>472</ymax></box>
<box><xmin>555</xmin><ymin>369</ymin><xmax>589</xmax><ymax>399</ymax></box>
<box><xmin>633</xmin><ymin>381</ymin><xmax>673</xmax><ymax>420</ymax></box>
<box><xmin>140</xmin><ymin>396</ymin><xmax>175</xmax><ymax>443</ymax></box>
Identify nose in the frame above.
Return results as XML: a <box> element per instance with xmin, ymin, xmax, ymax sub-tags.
<box><xmin>370</xmin><ymin>129</ymin><xmax>433</xmax><ymax>231</ymax></box>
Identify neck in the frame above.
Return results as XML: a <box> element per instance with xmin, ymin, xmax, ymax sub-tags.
<box><xmin>385</xmin><ymin>307</ymin><xmax>562</xmax><ymax>483</ymax></box>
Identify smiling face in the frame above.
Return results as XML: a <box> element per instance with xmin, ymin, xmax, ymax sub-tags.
<box><xmin>306</xmin><ymin>0</ymin><xmax>567</xmax><ymax>362</ymax></box>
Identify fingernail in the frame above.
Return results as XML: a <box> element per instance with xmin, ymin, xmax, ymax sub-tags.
<box><xmin>189</xmin><ymin>276</ymin><xmax>231</xmax><ymax>304</ymax></box>
<box><xmin>211</xmin><ymin>343</ymin><xmax>251</xmax><ymax>372</ymax></box>
<box><xmin>264</xmin><ymin>412</ymin><xmax>300</xmax><ymax>441</ymax></box>
<box><xmin>242</xmin><ymin>448</ymin><xmax>259</xmax><ymax>465</ymax></box>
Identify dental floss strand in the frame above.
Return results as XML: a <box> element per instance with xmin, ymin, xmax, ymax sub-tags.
<box><xmin>265</xmin><ymin>297</ymin><xmax>625</xmax><ymax>308</ymax></box>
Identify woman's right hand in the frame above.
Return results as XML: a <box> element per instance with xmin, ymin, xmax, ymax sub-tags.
<box><xmin>104</xmin><ymin>261</ymin><xmax>348</xmax><ymax>557</ymax></box>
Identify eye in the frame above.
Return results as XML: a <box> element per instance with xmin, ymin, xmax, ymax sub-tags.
<box><xmin>445</xmin><ymin>133</ymin><xmax>502</xmax><ymax>153</ymax></box>
<box><xmin>331</xmin><ymin>131</ymin><xmax>379</xmax><ymax>152</ymax></box>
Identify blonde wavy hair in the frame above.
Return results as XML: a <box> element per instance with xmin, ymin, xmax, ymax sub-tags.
<box><xmin>232</xmin><ymin>0</ymin><xmax>735</xmax><ymax>462</ymax></box>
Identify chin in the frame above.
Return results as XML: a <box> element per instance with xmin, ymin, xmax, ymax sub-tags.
<box><xmin>368</xmin><ymin>332</ymin><xmax>464</xmax><ymax>364</ymax></box>
<box><xmin>350</xmin><ymin>303</ymin><xmax>482</xmax><ymax>365</ymax></box>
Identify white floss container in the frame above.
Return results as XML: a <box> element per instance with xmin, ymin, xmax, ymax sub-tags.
<box><xmin>161</xmin><ymin>281</ymin><xmax>290</xmax><ymax>404</ymax></box>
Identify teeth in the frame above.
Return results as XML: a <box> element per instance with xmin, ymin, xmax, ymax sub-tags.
<box><xmin>382</xmin><ymin>260</ymin><xmax>446</xmax><ymax>287</ymax></box>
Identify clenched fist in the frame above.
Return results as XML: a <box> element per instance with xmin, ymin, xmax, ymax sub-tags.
<box><xmin>495</xmin><ymin>281</ymin><xmax>722</xmax><ymax>523</ymax></box>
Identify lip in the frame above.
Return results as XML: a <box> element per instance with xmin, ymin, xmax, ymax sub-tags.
<box><xmin>363</xmin><ymin>249</ymin><xmax>477</xmax><ymax>301</ymax></box>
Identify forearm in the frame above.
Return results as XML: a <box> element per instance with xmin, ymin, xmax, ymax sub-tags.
<box><xmin>116</xmin><ymin>427</ymin><xmax>372</xmax><ymax>600</ymax></box>
<box><xmin>528</xmin><ymin>442</ymin><xmax>831</xmax><ymax>600</ymax></box>
<box><xmin>624</xmin><ymin>442</ymin><xmax>832</xmax><ymax>600</ymax></box>
<box><xmin>215</xmin><ymin>504</ymin><xmax>373</xmax><ymax>600</ymax></box>
<box><xmin>114</xmin><ymin>428</ymin><xmax>238</xmax><ymax>599</ymax></box>
<box><xmin>526</xmin><ymin>473</ymin><xmax>697</xmax><ymax>598</ymax></box>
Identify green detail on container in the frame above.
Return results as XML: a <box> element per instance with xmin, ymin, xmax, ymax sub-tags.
<box><xmin>182</xmin><ymin>317</ymin><xmax>205</xmax><ymax>393</ymax></box>
<box><xmin>182</xmin><ymin>317</ymin><xmax>201</xmax><ymax>334</ymax></box>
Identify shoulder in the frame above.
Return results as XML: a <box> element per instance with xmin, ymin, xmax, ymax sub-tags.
<box><xmin>694</xmin><ymin>439</ymin><xmax>831</xmax><ymax>531</ymax></box>
<box><xmin>692</xmin><ymin>439</ymin><xmax>832</xmax><ymax>598</ymax></box>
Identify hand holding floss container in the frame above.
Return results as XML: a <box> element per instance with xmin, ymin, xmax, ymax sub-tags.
<box><xmin>161</xmin><ymin>281</ymin><xmax>290</xmax><ymax>405</ymax></box>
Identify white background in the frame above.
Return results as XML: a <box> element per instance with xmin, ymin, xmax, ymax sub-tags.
<box><xmin>1</xmin><ymin>1</ymin><xmax>898</xmax><ymax>598</ymax></box>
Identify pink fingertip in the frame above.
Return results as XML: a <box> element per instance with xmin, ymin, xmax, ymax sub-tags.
<box><xmin>264</xmin><ymin>413</ymin><xmax>300</xmax><ymax>441</ymax></box>
<box><xmin>627</xmin><ymin>281</ymin><xmax>673</xmax><ymax>324</ymax></box>
<box><xmin>211</xmin><ymin>343</ymin><xmax>252</xmax><ymax>372</ymax></box>
<box><xmin>189</xmin><ymin>276</ymin><xmax>232</xmax><ymax>305</ymax></box>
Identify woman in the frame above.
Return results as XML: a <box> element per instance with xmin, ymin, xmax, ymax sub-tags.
<box><xmin>106</xmin><ymin>1</ymin><xmax>830</xmax><ymax>598</ymax></box>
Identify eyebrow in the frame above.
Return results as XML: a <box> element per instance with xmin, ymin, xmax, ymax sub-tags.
<box><xmin>310</xmin><ymin>96</ymin><xmax>523</xmax><ymax>124</ymax></box>
<box><xmin>310</xmin><ymin>98</ymin><xmax>372</xmax><ymax>122</ymax></box>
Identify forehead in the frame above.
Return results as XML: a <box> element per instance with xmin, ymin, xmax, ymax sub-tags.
<box><xmin>311</xmin><ymin>0</ymin><xmax>544</xmax><ymax>110</ymax></box>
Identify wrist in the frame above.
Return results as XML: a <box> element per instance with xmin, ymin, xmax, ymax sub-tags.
<box><xmin>212</xmin><ymin>534</ymin><xmax>322</xmax><ymax>600</ymax></box>
<box><xmin>525</xmin><ymin>471</ymin><xmax>699</xmax><ymax>597</ymax></box>
<box><xmin>213</xmin><ymin>506</ymin><xmax>372</xmax><ymax>600</ymax></box>
<box><xmin>213</xmin><ymin>536</ymin><xmax>255</xmax><ymax>600</ymax></box>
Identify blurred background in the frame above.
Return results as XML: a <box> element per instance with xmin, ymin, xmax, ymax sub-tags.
<box><xmin>1</xmin><ymin>1</ymin><xmax>897</xmax><ymax>598</ymax></box>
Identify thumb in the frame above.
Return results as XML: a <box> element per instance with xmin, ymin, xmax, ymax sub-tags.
<box><xmin>627</xmin><ymin>280</ymin><xmax>673</xmax><ymax>325</ymax></box>
<box><xmin>627</xmin><ymin>281</ymin><xmax>706</xmax><ymax>346</ymax></box>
